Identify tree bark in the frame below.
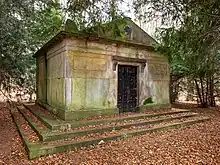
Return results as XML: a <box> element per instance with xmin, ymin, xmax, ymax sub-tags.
<box><xmin>195</xmin><ymin>79</ymin><xmax>208</xmax><ymax>108</ymax></box>
<box><xmin>209</xmin><ymin>76</ymin><xmax>215</xmax><ymax>107</ymax></box>
<box><xmin>170</xmin><ymin>74</ymin><xmax>180</xmax><ymax>103</ymax></box>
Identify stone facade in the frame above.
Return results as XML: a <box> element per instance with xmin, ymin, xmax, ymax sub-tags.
<box><xmin>35</xmin><ymin>20</ymin><xmax>170</xmax><ymax>120</ymax></box>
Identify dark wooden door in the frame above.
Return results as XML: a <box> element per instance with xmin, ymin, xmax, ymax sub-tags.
<box><xmin>117</xmin><ymin>65</ymin><xmax>138</xmax><ymax>112</ymax></box>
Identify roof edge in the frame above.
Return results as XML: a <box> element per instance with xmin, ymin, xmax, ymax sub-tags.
<box><xmin>33</xmin><ymin>30</ymin><xmax>65</xmax><ymax>58</ymax></box>
<box><xmin>33</xmin><ymin>30</ymin><xmax>156</xmax><ymax>58</ymax></box>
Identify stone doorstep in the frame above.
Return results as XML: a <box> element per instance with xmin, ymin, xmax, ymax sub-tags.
<box><xmin>18</xmin><ymin>105</ymin><xmax>199</xmax><ymax>142</ymax></box>
<box><xmin>11</xmin><ymin>109</ymin><xmax>210</xmax><ymax>159</ymax></box>
<box><xmin>23</xmin><ymin>103</ymin><xmax>191</xmax><ymax>130</ymax></box>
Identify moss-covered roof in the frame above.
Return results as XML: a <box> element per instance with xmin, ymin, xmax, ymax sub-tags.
<box><xmin>33</xmin><ymin>30</ymin><xmax>155</xmax><ymax>58</ymax></box>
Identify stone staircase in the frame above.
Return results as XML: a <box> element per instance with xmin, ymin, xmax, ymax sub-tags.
<box><xmin>11</xmin><ymin>103</ymin><xmax>209</xmax><ymax>159</ymax></box>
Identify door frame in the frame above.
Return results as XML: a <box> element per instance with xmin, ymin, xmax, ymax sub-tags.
<box><xmin>116</xmin><ymin>62</ymin><xmax>140</xmax><ymax>111</ymax></box>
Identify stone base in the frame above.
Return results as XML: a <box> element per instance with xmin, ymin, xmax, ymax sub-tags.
<box><xmin>36</xmin><ymin>100</ymin><xmax>119</xmax><ymax>120</ymax></box>
<box><xmin>139</xmin><ymin>103</ymin><xmax>171</xmax><ymax>112</ymax></box>
<box><xmin>36</xmin><ymin>100</ymin><xmax>171</xmax><ymax>120</ymax></box>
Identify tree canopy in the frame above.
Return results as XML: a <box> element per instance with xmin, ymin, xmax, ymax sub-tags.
<box><xmin>0</xmin><ymin>0</ymin><xmax>123</xmax><ymax>99</ymax></box>
<box><xmin>133</xmin><ymin>0</ymin><xmax>220</xmax><ymax>106</ymax></box>
<box><xmin>0</xmin><ymin>0</ymin><xmax>62</xmax><ymax>97</ymax></box>
<box><xmin>2</xmin><ymin>0</ymin><xmax>220</xmax><ymax>106</ymax></box>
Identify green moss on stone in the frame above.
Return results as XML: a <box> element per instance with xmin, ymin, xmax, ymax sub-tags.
<box><xmin>143</xmin><ymin>97</ymin><xmax>154</xmax><ymax>105</ymax></box>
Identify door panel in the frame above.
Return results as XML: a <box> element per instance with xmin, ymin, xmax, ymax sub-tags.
<box><xmin>117</xmin><ymin>65</ymin><xmax>138</xmax><ymax>112</ymax></box>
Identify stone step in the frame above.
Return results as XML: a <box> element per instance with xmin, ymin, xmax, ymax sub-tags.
<box><xmin>10</xmin><ymin>109</ymin><xmax>39</xmax><ymax>158</ymax></box>
<box><xmin>18</xmin><ymin>105</ymin><xmax>199</xmax><ymax>142</ymax></box>
<box><xmin>41</xmin><ymin>114</ymin><xmax>200</xmax><ymax>142</ymax></box>
<box><xmin>24</xmin><ymin>103</ymin><xmax>191</xmax><ymax>130</ymax></box>
<box><xmin>17</xmin><ymin>106</ymin><xmax>48</xmax><ymax>141</ymax></box>
<box><xmin>44</xmin><ymin>113</ymin><xmax>199</xmax><ymax>141</ymax></box>
<box><xmin>23</xmin><ymin>103</ymin><xmax>57</xmax><ymax>130</ymax></box>
<box><xmin>11</xmin><ymin>108</ymin><xmax>209</xmax><ymax>159</ymax></box>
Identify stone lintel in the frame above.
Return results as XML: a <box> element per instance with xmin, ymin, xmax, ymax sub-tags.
<box><xmin>112</xmin><ymin>55</ymin><xmax>146</xmax><ymax>64</ymax></box>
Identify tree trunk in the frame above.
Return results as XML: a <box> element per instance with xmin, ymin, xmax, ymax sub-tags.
<box><xmin>195</xmin><ymin>79</ymin><xmax>208</xmax><ymax>108</ymax></box>
<box><xmin>186</xmin><ymin>79</ymin><xmax>194</xmax><ymax>101</ymax></box>
<box><xmin>209</xmin><ymin>76</ymin><xmax>215</xmax><ymax>107</ymax></box>
<box><xmin>170</xmin><ymin>74</ymin><xmax>180</xmax><ymax>103</ymax></box>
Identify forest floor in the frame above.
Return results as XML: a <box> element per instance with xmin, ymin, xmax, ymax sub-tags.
<box><xmin>1</xmin><ymin>102</ymin><xmax>220</xmax><ymax>165</ymax></box>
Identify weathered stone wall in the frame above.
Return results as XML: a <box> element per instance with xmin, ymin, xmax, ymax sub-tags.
<box><xmin>64</xmin><ymin>37</ymin><xmax>170</xmax><ymax>111</ymax></box>
<box><xmin>36</xmin><ymin>36</ymin><xmax>170</xmax><ymax>120</ymax></box>
<box><xmin>144</xmin><ymin>53</ymin><xmax>170</xmax><ymax>104</ymax></box>
<box><xmin>46</xmin><ymin>40</ymin><xmax>67</xmax><ymax>110</ymax></box>
<box><xmin>126</xmin><ymin>20</ymin><xmax>157</xmax><ymax>46</ymax></box>
<box><xmin>115</xmin><ymin>45</ymin><xmax>170</xmax><ymax>105</ymax></box>
<box><xmin>97</xmin><ymin>17</ymin><xmax>157</xmax><ymax>46</ymax></box>
<box><xmin>36</xmin><ymin>55</ymin><xmax>47</xmax><ymax>103</ymax></box>
<box><xmin>65</xmin><ymin>39</ymin><xmax>115</xmax><ymax>111</ymax></box>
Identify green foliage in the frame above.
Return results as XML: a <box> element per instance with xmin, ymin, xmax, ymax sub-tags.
<box><xmin>134</xmin><ymin>0</ymin><xmax>220</xmax><ymax>106</ymax></box>
<box><xmin>64</xmin><ymin>19</ymin><xmax>79</xmax><ymax>33</ymax></box>
<box><xmin>66</xmin><ymin>0</ymin><xmax>124</xmax><ymax>31</ymax></box>
<box><xmin>0</xmin><ymin>0</ymin><xmax>62</xmax><ymax>99</ymax></box>
<box><xmin>0</xmin><ymin>0</ymin><xmax>126</xmax><ymax>100</ymax></box>
<box><xmin>96</xmin><ymin>17</ymin><xmax>129</xmax><ymax>39</ymax></box>
<box><xmin>143</xmin><ymin>97</ymin><xmax>153</xmax><ymax>105</ymax></box>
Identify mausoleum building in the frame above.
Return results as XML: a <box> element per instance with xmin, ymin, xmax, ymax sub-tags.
<box><xmin>34</xmin><ymin>18</ymin><xmax>170</xmax><ymax>120</ymax></box>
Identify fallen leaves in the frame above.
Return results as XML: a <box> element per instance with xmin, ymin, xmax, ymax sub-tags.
<box><xmin>1</xmin><ymin>102</ymin><xmax>220</xmax><ymax>164</ymax></box>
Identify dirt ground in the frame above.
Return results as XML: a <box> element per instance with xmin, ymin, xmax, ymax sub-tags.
<box><xmin>1</xmin><ymin>102</ymin><xmax>220</xmax><ymax>165</ymax></box>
